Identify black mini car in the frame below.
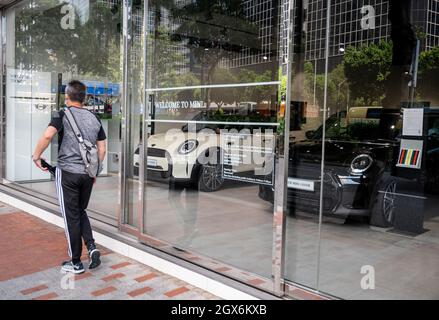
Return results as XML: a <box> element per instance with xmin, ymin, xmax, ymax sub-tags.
<box><xmin>259</xmin><ymin>107</ymin><xmax>439</xmax><ymax>227</ymax></box>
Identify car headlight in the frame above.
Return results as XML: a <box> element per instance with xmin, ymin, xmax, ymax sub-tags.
<box><xmin>177</xmin><ymin>139</ymin><xmax>199</xmax><ymax>154</ymax></box>
<box><xmin>350</xmin><ymin>154</ymin><xmax>373</xmax><ymax>174</ymax></box>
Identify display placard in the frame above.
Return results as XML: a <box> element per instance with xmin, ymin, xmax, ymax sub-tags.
<box><xmin>402</xmin><ymin>108</ymin><xmax>424</xmax><ymax>136</ymax></box>
<box><xmin>396</xmin><ymin>139</ymin><xmax>423</xmax><ymax>169</ymax></box>
<box><xmin>221</xmin><ymin>131</ymin><xmax>275</xmax><ymax>186</ymax></box>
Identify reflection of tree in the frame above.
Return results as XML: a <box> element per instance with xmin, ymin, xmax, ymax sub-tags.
<box><xmin>343</xmin><ymin>41</ymin><xmax>392</xmax><ymax>106</ymax></box>
<box><xmin>149</xmin><ymin>0</ymin><xmax>175</xmax><ymax>89</ymax></box>
<box><xmin>237</xmin><ymin>70</ymin><xmax>273</xmax><ymax>104</ymax></box>
<box><xmin>304</xmin><ymin>62</ymin><xmax>348</xmax><ymax>111</ymax></box>
<box><xmin>419</xmin><ymin>46</ymin><xmax>439</xmax><ymax>105</ymax></box>
<box><xmin>15</xmin><ymin>1</ymin><xmax>76</xmax><ymax>72</ymax></box>
<box><xmin>170</xmin><ymin>0</ymin><xmax>261</xmax><ymax>107</ymax></box>
<box><xmin>148</xmin><ymin>26</ymin><xmax>202</xmax><ymax>102</ymax></box>
<box><xmin>175</xmin><ymin>73</ymin><xmax>202</xmax><ymax>101</ymax></box>
<box><xmin>148</xmin><ymin>27</ymin><xmax>187</xmax><ymax>100</ymax></box>
<box><xmin>15</xmin><ymin>0</ymin><xmax>122</xmax><ymax>82</ymax></box>
<box><xmin>75</xmin><ymin>3</ymin><xmax>122</xmax><ymax>82</ymax></box>
<box><xmin>342</xmin><ymin>41</ymin><xmax>439</xmax><ymax>107</ymax></box>
<box><xmin>199</xmin><ymin>68</ymin><xmax>274</xmax><ymax>109</ymax></box>
<box><xmin>210</xmin><ymin>69</ymin><xmax>238</xmax><ymax>108</ymax></box>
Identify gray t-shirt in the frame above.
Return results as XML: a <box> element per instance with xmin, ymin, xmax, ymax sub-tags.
<box><xmin>49</xmin><ymin>106</ymin><xmax>106</xmax><ymax>174</ymax></box>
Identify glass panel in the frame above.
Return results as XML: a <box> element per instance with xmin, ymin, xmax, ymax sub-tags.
<box><xmin>282</xmin><ymin>0</ymin><xmax>325</xmax><ymax>290</ymax></box>
<box><xmin>4</xmin><ymin>0</ymin><xmax>123</xmax><ymax>223</ymax></box>
<box><xmin>317</xmin><ymin>0</ymin><xmax>439</xmax><ymax>299</ymax></box>
<box><xmin>125</xmin><ymin>0</ymin><xmax>144</xmax><ymax>228</ymax></box>
<box><xmin>141</xmin><ymin>0</ymin><xmax>283</xmax><ymax>285</ymax></box>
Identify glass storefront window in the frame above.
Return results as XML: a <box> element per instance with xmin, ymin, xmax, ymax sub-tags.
<box><xmin>281</xmin><ymin>0</ymin><xmax>439</xmax><ymax>299</ymax></box>
<box><xmin>317</xmin><ymin>0</ymin><xmax>439</xmax><ymax>299</ymax></box>
<box><xmin>3</xmin><ymin>0</ymin><xmax>123</xmax><ymax>224</ymax></box>
<box><xmin>1</xmin><ymin>0</ymin><xmax>438</xmax><ymax>300</ymax></box>
<box><xmin>138</xmin><ymin>0</ymin><xmax>284</xmax><ymax>290</ymax></box>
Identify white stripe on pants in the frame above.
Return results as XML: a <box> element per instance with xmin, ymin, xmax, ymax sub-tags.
<box><xmin>55</xmin><ymin>167</ymin><xmax>72</xmax><ymax>258</ymax></box>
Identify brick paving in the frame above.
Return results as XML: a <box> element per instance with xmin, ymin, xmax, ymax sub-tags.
<box><xmin>0</xmin><ymin>201</ymin><xmax>219</xmax><ymax>300</ymax></box>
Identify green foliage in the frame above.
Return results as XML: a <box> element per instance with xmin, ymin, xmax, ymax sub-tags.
<box><xmin>419</xmin><ymin>46</ymin><xmax>439</xmax><ymax>70</ymax></box>
<box><xmin>149</xmin><ymin>26</ymin><xmax>186</xmax><ymax>88</ymax></box>
<box><xmin>237</xmin><ymin>69</ymin><xmax>273</xmax><ymax>104</ymax></box>
<box><xmin>418</xmin><ymin>46</ymin><xmax>439</xmax><ymax>104</ymax></box>
<box><xmin>15</xmin><ymin>1</ymin><xmax>122</xmax><ymax>82</ymax></box>
<box><xmin>343</xmin><ymin>41</ymin><xmax>392</xmax><ymax>105</ymax></box>
<box><xmin>210</xmin><ymin>68</ymin><xmax>238</xmax><ymax>107</ymax></box>
<box><xmin>278</xmin><ymin>68</ymin><xmax>287</xmax><ymax>102</ymax></box>
<box><xmin>169</xmin><ymin>0</ymin><xmax>262</xmax><ymax>108</ymax></box>
<box><xmin>302</xmin><ymin>61</ymin><xmax>350</xmax><ymax>113</ymax></box>
<box><xmin>148</xmin><ymin>26</ymin><xmax>201</xmax><ymax>101</ymax></box>
<box><xmin>171</xmin><ymin>0</ymin><xmax>260</xmax><ymax>77</ymax></box>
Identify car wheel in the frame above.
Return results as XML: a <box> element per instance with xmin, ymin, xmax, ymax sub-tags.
<box><xmin>195</xmin><ymin>148</ymin><xmax>224</xmax><ymax>192</ymax></box>
<box><xmin>198</xmin><ymin>163</ymin><xmax>224</xmax><ymax>192</ymax></box>
<box><xmin>370</xmin><ymin>176</ymin><xmax>397</xmax><ymax>227</ymax></box>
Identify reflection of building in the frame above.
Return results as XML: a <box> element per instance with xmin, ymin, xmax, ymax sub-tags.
<box><xmin>305</xmin><ymin>0</ymin><xmax>439</xmax><ymax>69</ymax></box>
<box><xmin>148</xmin><ymin>3</ymin><xmax>191</xmax><ymax>74</ymax></box>
<box><xmin>99</xmin><ymin>0</ymin><xmax>143</xmax><ymax>65</ymax></box>
<box><xmin>219</xmin><ymin>0</ymin><xmax>439</xmax><ymax>71</ymax></box>
<box><xmin>305</xmin><ymin>0</ymin><xmax>391</xmax><ymax>62</ymax></box>
<box><xmin>413</xmin><ymin>0</ymin><xmax>439</xmax><ymax>50</ymax></box>
<box><xmin>147</xmin><ymin>1</ymin><xmax>286</xmax><ymax>73</ymax></box>
<box><xmin>222</xmin><ymin>0</ymin><xmax>281</xmax><ymax>69</ymax></box>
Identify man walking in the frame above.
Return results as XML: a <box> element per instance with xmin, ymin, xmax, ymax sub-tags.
<box><xmin>32</xmin><ymin>80</ymin><xmax>107</xmax><ymax>274</ymax></box>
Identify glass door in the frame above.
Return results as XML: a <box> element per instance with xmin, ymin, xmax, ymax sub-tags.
<box><xmin>137</xmin><ymin>0</ymin><xmax>290</xmax><ymax>294</ymax></box>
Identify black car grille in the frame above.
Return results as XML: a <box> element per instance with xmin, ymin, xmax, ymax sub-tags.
<box><xmin>147</xmin><ymin>148</ymin><xmax>166</xmax><ymax>158</ymax></box>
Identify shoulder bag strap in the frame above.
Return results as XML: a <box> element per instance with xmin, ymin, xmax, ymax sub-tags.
<box><xmin>63</xmin><ymin>107</ymin><xmax>86</xmax><ymax>146</ymax></box>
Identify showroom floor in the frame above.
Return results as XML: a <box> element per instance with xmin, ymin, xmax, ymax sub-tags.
<box><xmin>17</xmin><ymin>174</ymin><xmax>439</xmax><ymax>299</ymax></box>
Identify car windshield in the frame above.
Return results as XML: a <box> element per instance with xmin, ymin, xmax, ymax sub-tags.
<box><xmin>309</xmin><ymin>112</ymin><xmax>385</xmax><ymax>141</ymax></box>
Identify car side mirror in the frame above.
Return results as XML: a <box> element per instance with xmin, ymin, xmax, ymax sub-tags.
<box><xmin>305</xmin><ymin>130</ymin><xmax>315</xmax><ymax>139</ymax></box>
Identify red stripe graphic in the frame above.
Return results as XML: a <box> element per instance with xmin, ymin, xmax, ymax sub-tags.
<box><xmin>399</xmin><ymin>149</ymin><xmax>406</xmax><ymax>164</ymax></box>
<box><xmin>412</xmin><ymin>150</ymin><xmax>419</xmax><ymax>166</ymax></box>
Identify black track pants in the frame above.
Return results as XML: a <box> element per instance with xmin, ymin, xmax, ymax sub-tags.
<box><xmin>55</xmin><ymin>167</ymin><xmax>95</xmax><ymax>264</ymax></box>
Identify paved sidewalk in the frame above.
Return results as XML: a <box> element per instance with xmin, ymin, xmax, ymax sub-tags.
<box><xmin>0</xmin><ymin>201</ymin><xmax>219</xmax><ymax>300</ymax></box>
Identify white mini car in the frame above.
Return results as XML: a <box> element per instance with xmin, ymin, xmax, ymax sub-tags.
<box><xmin>134</xmin><ymin>113</ymin><xmax>275</xmax><ymax>192</ymax></box>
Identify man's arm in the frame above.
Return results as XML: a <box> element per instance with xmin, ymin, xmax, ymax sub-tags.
<box><xmin>32</xmin><ymin>126</ymin><xmax>58</xmax><ymax>171</ymax></box>
<box><xmin>96</xmin><ymin>118</ymin><xmax>107</xmax><ymax>163</ymax></box>
<box><xmin>97</xmin><ymin>140</ymin><xmax>106</xmax><ymax>162</ymax></box>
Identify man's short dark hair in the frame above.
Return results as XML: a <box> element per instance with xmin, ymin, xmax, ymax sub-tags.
<box><xmin>66</xmin><ymin>80</ymin><xmax>86</xmax><ymax>104</ymax></box>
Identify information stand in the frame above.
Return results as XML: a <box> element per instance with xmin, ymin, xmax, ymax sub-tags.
<box><xmin>392</xmin><ymin>106</ymin><xmax>429</xmax><ymax>235</ymax></box>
